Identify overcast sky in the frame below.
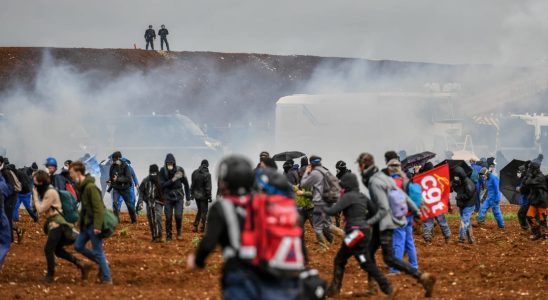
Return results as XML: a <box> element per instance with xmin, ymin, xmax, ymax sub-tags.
<box><xmin>2</xmin><ymin>0</ymin><xmax>548</xmax><ymax>65</ymax></box>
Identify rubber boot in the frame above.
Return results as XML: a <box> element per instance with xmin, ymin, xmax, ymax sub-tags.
<box><xmin>76</xmin><ymin>260</ymin><xmax>93</xmax><ymax>282</ymax></box>
<box><xmin>199</xmin><ymin>220</ymin><xmax>206</xmax><ymax>233</ymax></box>
<box><xmin>326</xmin><ymin>265</ymin><xmax>344</xmax><ymax>297</ymax></box>
<box><xmin>419</xmin><ymin>272</ymin><xmax>436</xmax><ymax>298</ymax></box>
<box><xmin>315</xmin><ymin>233</ymin><xmax>330</xmax><ymax>252</ymax></box>
<box><xmin>530</xmin><ymin>224</ymin><xmax>542</xmax><ymax>241</ymax></box>
<box><xmin>466</xmin><ymin>227</ymin><xmax>475</xmax><ymax>244</ymax></box>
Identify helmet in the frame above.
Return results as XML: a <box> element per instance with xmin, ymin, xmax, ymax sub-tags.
<box><xmin>161</xmin><ymin>24</ymin><xmax>165</xmax><ymax>28</ymax></box>
<box><xmin>45</xmin><ymin>157</ymin><xmax>58</xmax><ymax>167</ymax></box>
<box><xmin>148</xmin><ymin>25</ymin><xmax>153</xmax><ymax>28</ymax></box>
<box><xmin>479</xmin><ymin>167</ymin><xmax>489</xmax><ymax>176</ymax></box>
<box><xmin>255</xmin><ymin>168</ymin><xmax>293</xmax><ymax>196</ymax></box>
<box><xmin>217</xmin><ymin>155</ymin><xmax>254</xmax><ymax>196</ymax></box>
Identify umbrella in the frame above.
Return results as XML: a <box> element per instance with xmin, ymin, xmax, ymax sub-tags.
<box><xmin>401</xmin><ymin>151</ymin><xmax>436</xmax><ymax>170</ymax></box>
<box><xmin>272</xmin><ymin>151</ymin><xmax>306</xmax><ymax>162</ymax></box>
<box><xmin>499</xmin><ymin>159</ymin><xmax>526</xmax><ymax>205</ymax></box>
<box><xmin>434</xmin><ymin>160</ymin><xmax>473</xmax><ymax>178</ymax></box>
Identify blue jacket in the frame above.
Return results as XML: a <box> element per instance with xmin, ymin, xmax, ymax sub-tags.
<box><xmin>485</xmin><ymin>173</ymin><xmax>502</xmax><ymax>203</ymax></box>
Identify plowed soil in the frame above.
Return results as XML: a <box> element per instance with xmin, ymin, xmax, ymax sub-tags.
<box><xmin>1</xmin><ymin>205</ymin><xmax>546</xmax><ymax>300</ymax></box>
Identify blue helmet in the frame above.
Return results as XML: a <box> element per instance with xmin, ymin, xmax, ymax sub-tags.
<box><xmin>45</xmin><ymin>157</ymin><xmax>58</xmax><ymax>167</ymax></box>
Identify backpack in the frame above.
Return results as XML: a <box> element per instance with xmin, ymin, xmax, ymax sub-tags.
<box><xmin>223</xmin><ymin>194</ymin><xmax>305</xmax><ymax>277</ymax></box>
<box><xmin>57</xmin><ymin>189</ymin><xmax>80</xmax><ymax>223</ymax></box>
<box><xmin>4</xmin><ymin>168</ymin><xmax>22</xmax><ymax>193</ymax></box>
<box><xmin>407</xmin><ymin>182</ymin><xmax>423</xmax><ymax>208</ymax></box>
<box><xmin>65</xmin><ymin>182</ymin><xmax>79</xmax><ymax>201</ymax></box>
<box><xmin>470</xmin><ymin>168</ymin><xmax>479</xmax><ymax>184</ymax></box>
<box><xmin>316</xmin><ymin>168</ymin><xmax>342</xmax><ymax>204</ymax></box>
<box><xmin>388</xmin><ymin>188</ymin><xmax>408</xmax><ymax>219</ymax></box>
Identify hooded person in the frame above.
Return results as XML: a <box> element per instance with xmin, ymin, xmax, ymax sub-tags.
<box><xmin>335</xmin><ymin>161</ymin><xmax>351</xmax><ymax>180</ymax></box>
<box><xmin>191</xmin><ymin>159</ymin><xmax>212</xmax><ymax>233</ymax></box>
<box><xmin>452</xmin><ymin>166</ymin><xmax>477</xmax><ymax>244</ymax></box>
<box><xmin>323</xmin><ymin>173</ymin><xmax>395</xmax><ymax>297</ymax></box>
<box><xmin>299</xmin><ymin>156</ymin><xmax>309</xmax><ymax>179</ymax></box>
<box><xmin>139</xmin><ymin>164</ymin><xmax>164</xmax><ymax>242</ymax></box>
<box><xmin>516</xmin><ymin>164</ymin><xmax>530</xmax><ymax>231</ymax></box>
<box><xmin>108</xmin><ymin>151</ymin><xmax>137</xmax><ymax>224</ymax></box>
<box><xmin>283</xmin><ymin>159</ymin><xmax>300</xmax><ymax>186</ymax></box>
<box><xmin>159</xmin><ymin>153</ymin><xmax>190</xmax><ymax>241</ymax></box>
<box><xmin>357</xmin><ymin>153</ymin><xmax>436</xmax><ymax>298</ymax></box>
<box><xmin>521</xmin><ymin>162</ymin><xmax>548</xmax><ymax>240</ymax></box>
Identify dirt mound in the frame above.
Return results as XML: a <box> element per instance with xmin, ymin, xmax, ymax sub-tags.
<box><xmin>1</xmin><ymin>205</ymin><xmax>545</xmax><ymax>299</ymax></box>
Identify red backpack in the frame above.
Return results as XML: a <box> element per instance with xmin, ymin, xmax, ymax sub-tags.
<box><xmin>223</xmin><ymin>193</ymin><xmax>305</xmax><ymax>277</ymax></box>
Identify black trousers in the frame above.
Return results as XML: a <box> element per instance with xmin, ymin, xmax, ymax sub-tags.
<box><xmin>160</xmin><ymin>37</ymin><xmax>169</xmax><ymax>51</ymax></box>
<box><xmin>44</xmin><ymin>226</ymin><xmax>79</xmax><ymax>276</ymax></box>
<box><xmin>4</xmin><ymin>194</ymin><xmax>16</xmax><ymax>242</ymax></box>
<box><xmin>518</xmin><ymin>204</ymin><xmax>529</xmax><ymax>229</ymax></box>
<box><xmin>334</xmin><ymin>228</ymin><xmax>392</xmax><ymax>294</ymax></box>
<box><xmin>298</xmin><ymin>207</ymin><xmax>313</xmax><ymax>264</ymax></box>
<box><xmin>193</xmin><ymin>198</ymin><xmax>209</xmax><ymax>227</ymax></box>
<box><xmin>146</xmin><ymin>39</ymin><xmax>154</xmax><ymax>50</ymax></box>
<box><xmin>368</xmin><ymin>225</ymin><xmax>421</xmax><ymax>283</ymax></box>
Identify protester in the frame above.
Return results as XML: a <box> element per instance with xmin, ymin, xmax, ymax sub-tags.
<box><xmin>11</xmin><ymin>164</ymin><xmax>36</xmax><ymax>243</ymax></box>
<box><xmin>160</xmin><ymin>153</ymin><xmax>190</xmax><ymax>241</ymax></box>
<box><xmin>120</xmin><ymin>157</ymin><xmax>139</xmax><ymax>214</ymax></box>
<box><xmin>191</xmin><ymin>159</ymin><xmax>212</xmax><ymax>233</ymax></box>
<box><xmin>144</xmin><ymin>25</ymin><xmax>156</xmax><ymax>50</ymax></box>
<box><xmin>452</xmin><ymin>166</ymin><xmax>477</xmax><ymax>244</ymax></box>
<box><xmin>516</xmin><ymin>164</ymin><xmax>530</xmax><ymax>231</ymax></box>
<box><xmin>521</xmin><ymin>162</ymin><xmax>548</xmax><ymax>240</ymax></box>
<box><xmin>300</xmin><ymin>155</ymin><xmax>344</xmax><ymax>252</ymax></box>
<box><xmin>158</xmin><ymin>24</ymin><xmax>170</xmax><ymax>51</ymax></box>
<box><xmin>70</xmin><ymin>161</ymin><xmax>113</xmax><ymax>284</ymax></box>
<box><xmin>475</xmin><ymin>167</ymin><xmax>505</xmax><ymax>229</ymax></box>
<box><xmin>384</xmin><ymin>157</ymin><xmax>419</xmax><ymax>274</ymax></box>
<box><xmin>470</xmin><ymin>159</ymin><xmax>484</xmax><ymax>212</ymax></box>
<box><xmin>0</xmin><ymin>156</ymin><xmax>19</xmax><ymax>242</ymax></box>
<box><xmin>0</xmin><ymin>172</ymin><xmax>12</xmax><ymax>269</ymax></box>
<box><xmin>139</xmin><ymin>164</ymin><xmax>164</xmax><ymax>242</ymax></box>
<box><xmin>299</xmin><ymin>156</ymin><xmax>309</xmax><ymax>178</ymax></box>
<box><xmin>187</xmin><ymin>155</ymin><xmax>301</xmax><ymax>299</ymax></box>
<box><xmin>419</xmin><ymin>162</ymin><xmax>451</xmax><ymax>243</ymax></box>
<box><xmin>283</xmin><ymin>159</ymin><xmax>300</xmax><ymax>185</ymax></box>
<box><xmin>323</xmin><ymin>173</ymin><xmax>395</xmax><ymax>297</ymax></box>
<box><xmin>59</xmin><ymin>160</ymin><xmax>79</xmax><ymax>199</ymax></box>
<box><xmin>357</xmin><ymin>153</ymin><xmax>436</xmax><ymax>298</ymax></box>
<box><xmin>108</xmin><ymin>151</ymin><xmax>137</xmax><ymax>224</ymax></box>
<box><xmin>32</xmin><ymin>170</ymin><xmax>92</xmax><ymax>283</ymax></box>
<box><xmin>44</xmin><ymin>157</ymin><xmax>66</xmax><ymax>190</ymax></box>
<box><xmin>99</xmin><ymin>158</ymin><xmax>112</xmax><ymax>197</ymax></box>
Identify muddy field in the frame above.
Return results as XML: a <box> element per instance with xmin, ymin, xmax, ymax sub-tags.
<box><xmin>1</xmin><ymin>205</ymin><xmax>546</xmax><ymax>300</ymax></box>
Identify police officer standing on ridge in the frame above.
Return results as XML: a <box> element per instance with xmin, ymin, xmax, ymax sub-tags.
<box><xmin>158</xmin><ymin>24</ymin><xmax>170</xmax><ymax>51</ymax></box>
<box><xmin>144</xmin><ymin>25</ymin><xmax>156</xmax><ymax>50</ymax></box>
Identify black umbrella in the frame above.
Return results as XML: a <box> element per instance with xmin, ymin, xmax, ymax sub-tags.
<box><xmin>401</xmin><ymin>151</ymin><xmax>436</xmax><ymax>170</ymax></box>
<box><xmin>499</xmin><ymin>159</ymin><xmax>526</xmax><ymax>205</ymax></box>
<box><xmin>272</xmin><ymin>151</ymin><xmax>306</xmax><ymax>162</ymax></box>
<box><xmin>434</xmin><ymin>160</ymin><xmax>473</xmax><ymax>178</ymax></box>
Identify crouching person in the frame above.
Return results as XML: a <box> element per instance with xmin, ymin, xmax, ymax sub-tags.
<box><xmin>187</xmin><ymin>156</ymin><xmax>303</xmax><ymax>299</ymax></box>
<box><xmin>32</xmin><ymin>170</ymin><xmax>92</xmax><ymax>283</ymax></box>
<box><xmin>70</xmin><ymin>161</ymin><xmax>113</xmax><ymax>284</ymax></box>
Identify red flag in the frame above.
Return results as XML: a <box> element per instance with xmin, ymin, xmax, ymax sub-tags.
<box><xmin>412</xmin><ymin>163</ymin><xmax>451</xmax><ymax>221</ymax></box>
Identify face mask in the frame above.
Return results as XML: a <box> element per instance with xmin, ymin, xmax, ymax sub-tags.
<box><xmin>517</xmin><ymin>173</ymin><xmax>522</xmax><ymax>178</ymax></box>
<box><xmin>115</xmin><ymin>160</ymin><xmax>122</xmax><ymax>165</ymax></box>
<box><xmin>150</xmin><ymin>173</ymin><xmax>158</xmax><ymax>177</ymax></box>
<box><xmin>167</xmin><ymin>165</ymin><xmax>174</xmax><ymax>171</ymax></box>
